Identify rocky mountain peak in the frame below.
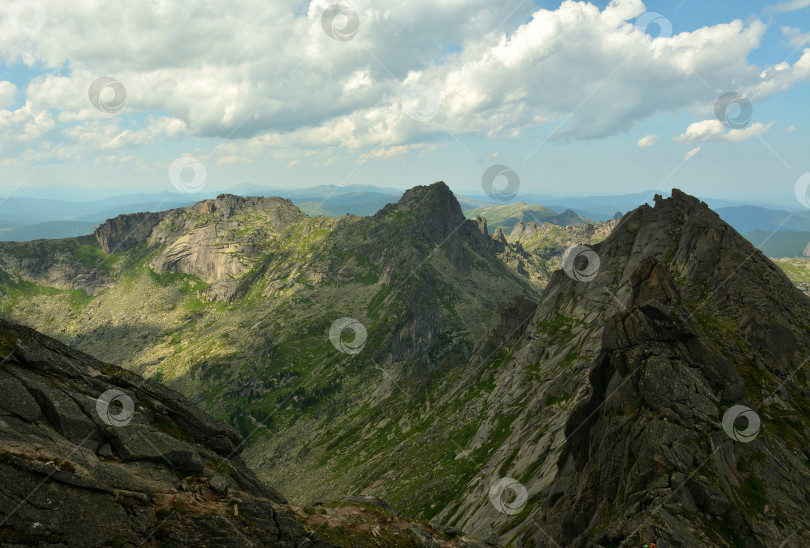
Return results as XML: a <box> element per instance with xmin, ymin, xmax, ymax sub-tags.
<box><xmin>437</xmin><ymin>188</ymin><xmax>810</xmax><ymax>547</ymax></box>
<box><xmin>193</xmin><ymin>194</ymin><xmax>301</xmax><ymax>218</ymax></box>
<box><xmin>373</xmin><ymin>181</ymin><xmax>467</xmax><ymax>241</ymax></box>
<box><xmin>94</xmin><ymin>195</ymin><xmax>305</xmax><ymax>255</ymax></box>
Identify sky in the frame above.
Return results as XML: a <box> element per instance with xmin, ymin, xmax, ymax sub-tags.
<box><xmin>0</xmin><ymin>0</ymin><xmax>808</xmax><ymax>206</ymax></box>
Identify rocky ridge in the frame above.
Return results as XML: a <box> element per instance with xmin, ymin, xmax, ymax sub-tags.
<box><xmin>433</xmin><ymin>190</ymin><xmax>810</xmax><ymax>546</ymax></box>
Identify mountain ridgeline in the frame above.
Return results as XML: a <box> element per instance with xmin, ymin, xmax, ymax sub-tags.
<box><xmin>0</xmin><ymin>183</ymin><xmax>809</xmax><ymax>546</ymax></box>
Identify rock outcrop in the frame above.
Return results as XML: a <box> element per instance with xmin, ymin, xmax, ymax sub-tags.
<box><xmin>94</xmin><ymin>211</ymin><xmax>168</xmax><ymax>254</ymax></box>
<box><xmin>437</xmin><ymin>189</ymin><xmax>810</xmax><ymax>547</ymax></box>
<box><xmin>0</xmin><ymin>236</ymin><xmax>112</xmax><ymax>296</ymax></box>
<box><xmin>147</xmin><ymin>194</ymin><xmax>308</xmax><ymax>301</ymax></box>
<box><xmin>0</xmin><ymin>318</ymin><xmax>332</xmax><ymax>547</ymax></box>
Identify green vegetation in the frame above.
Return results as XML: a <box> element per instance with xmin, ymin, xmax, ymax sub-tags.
<box><xmin>148</xmin><ymin>269</ymin><xmax>210</xmax><ymax>294</ymax></box>
<box><xmin>774</xmin><ymin>258</ymin><xmax>810</xmax><ymax>283</ymax></box>
<box><xmin>465</xmin><ymin>202</ymin><xmax>593</xmax><ymax>231</ymax></box>
<box><xmin>544</xmin><ymin>391</ymin><xmax>572</xmax><ymax>407</ymax></box>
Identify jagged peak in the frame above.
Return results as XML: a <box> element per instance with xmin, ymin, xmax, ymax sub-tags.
<box><xmin>372</xmin><ymin>181</ymin><xmax>467</xmax><ymax>231</ymax></box>
<box><xmin>191</xmin><ymin>193</ymin><xmax>302</xmax><ymax>217</ymax></box>
<box><xmin>396</xmin><ymin>181</ymin><xmax>462</xmax><ymax>215</ymax></box>
<box><xmin>652</xmin><ymin>187</ymin><xmax>706</xmax><ymax>210</ymax></box>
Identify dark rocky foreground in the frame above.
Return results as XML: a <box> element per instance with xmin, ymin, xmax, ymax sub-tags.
<box><xmin>0</xmin><ymin>319</ymin><xmax>459</xmax><ymax>547</ymax></box>
<box><xmin>0</xmin><ymin>318</ymin><xmax>330</xmax><ymax>546</ymax></box>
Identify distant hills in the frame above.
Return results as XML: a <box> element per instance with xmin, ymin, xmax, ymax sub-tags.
<box><xmin>0</xmin><ymin>220</ymin><xmax>100</xmax><ymax>241</ymax></box>
<box><xmin>716</xmin><ymin>205</ymin><xmax>810</xmax><ymax>234</ymax></box>
<box><xmin>5</xmin><ymin>184</ymin><xmax>810</xmax><ymax>259</ymax></box>
<box><xmin>464</xmin><ymin>202</ymin><xmax>595</xmax><ymax>230</ymax></box>
<box><xmin>745</xmin><ymin>229</ymin><xmax>810</xmax><ymax>258</ymax></box>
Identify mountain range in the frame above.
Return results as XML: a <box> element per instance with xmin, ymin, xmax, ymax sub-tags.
<box><xmin>5</xmin><ymin>184</ymin><xmax>810</xmax><ymax>260</ymax></box>
<box><xmin>1</xmin><ymin>183</ymin><xmax>809</xmax><ymax>546</ymax></box>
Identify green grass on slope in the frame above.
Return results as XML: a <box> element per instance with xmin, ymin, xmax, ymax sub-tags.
<box><xmin>774</xmin><ymin>258</ymin><xmax>810</xmax><ymax>284</ymax></box>
<box><xmin>465</xmin><ymin>202</ymin><xmax>558</xmax><ymax>230</ymax></box>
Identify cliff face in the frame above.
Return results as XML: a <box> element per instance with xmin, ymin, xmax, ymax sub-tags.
<box><xmin>0</xmin><ymin>236</ymin><xmax>112</xmax><ymax>296</ymax></box>
<box><xmin>94</xmin><ymin>211</ymin><xmax>167</xmax><ymax>254</ymax></box>
<box><xmin>146</xmin><ymin>195</ymin><xmax>308</xmax><ymax>301</ymax></box>
<box><xmin>90</xmin><ymin>194</ymin><xmax>309</xmax><ymax>302</ymax></box>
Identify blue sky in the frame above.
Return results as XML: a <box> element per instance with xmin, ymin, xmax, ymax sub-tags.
<box><xmin>0</xmin><ymin>0</ymin><xmax>808</xmax><ymax>207</ymax></box>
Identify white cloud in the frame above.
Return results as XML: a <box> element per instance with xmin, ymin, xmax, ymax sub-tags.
<box><xmin>674</xmin><ymin>120</ymin><xmax>774</xmax><ymax>143</ymax></box>
<box><xmin>782</xmin><ymin>26</ymin><xmax>810</xmax><ymax>48</ymax></box>
<box><xmin>723</xmin><ymin>121</ymin><xmax>775</xmax><ymax>141</ymax></box>
<box><xmin>786</xmin><ymin>125</ymin><xmax>797</xmax><ymax>132</ymax></box>
<box><xmin>357</xmin><ymin>143</ymin><xmax>438</xmax><ymax>164</ymax></box>
<box><xmin>0</xmin><ymin>101</ymin><xmax>56</xmax><ymax>159</ymax></box>
<box><xmin>0</xmin><ymin>0</ymin><xmax>807</xmax><ymax>164</ymax></box>
<box><xmin>766</xmin><ymin>0</ymin><xmax>810</xmax><ymax>13</ymax></box>
<box><xmin>637</xmin><ymin>134</ymin><xmax>659</xmax><ymax>147</ymax></box>
<box><xmin>0</xmin><ymin>81</ymin><xmax>17</xmax><ymax>108</ymax></box>
<box><xmin>684</xmin><ymin>146</ymin><xmax>701</xmax><ymax>160</ymax></box>
<box><xmin>674</xmin><ymin>120</ymin><xmax>725</xmax><ymax>142</ymax></box>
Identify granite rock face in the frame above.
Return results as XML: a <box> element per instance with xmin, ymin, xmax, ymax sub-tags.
<box><xmin>0</xmin><ymin>236</ymin><xmax>112</xmax><ymax>296</ymax></box>
<box><xmin>0</xmin><ymin>318</ymin><xmax>333</xmax><ymax>547</ymax></box>
<box><xmin>94</xmin><ymin>211</ymin><xmax>168</xmax><ymax>254</ymax></box>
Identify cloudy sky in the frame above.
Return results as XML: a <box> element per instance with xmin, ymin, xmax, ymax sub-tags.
<box><xmin>0</xmin><ymin>0</ymin><xmax>808</xmax><ymax>204</ymax></box>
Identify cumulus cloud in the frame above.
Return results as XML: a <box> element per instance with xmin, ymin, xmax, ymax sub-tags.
<box><xmin>674</xmin><ymin>119</ymin><xmax>774</xmax><ymax>143</ymax></box>
<box><xmin>0</xmin><ymin>101</ymin><xmax>56</xmax><ymax>159</ymax></box>
<box><xmin>637</xmin><ymin>134</ymin><xmax>659</xmax><ymax>147</ymax></box>
<box><xmin>0</xmin><ymin>81</ymin><xmax>16</xmax><ymax>108</ymax></box>
<box><xmin>0</xmin><ymin>0</ymin><xmax>808</xmax><ymax>164</ymax></box>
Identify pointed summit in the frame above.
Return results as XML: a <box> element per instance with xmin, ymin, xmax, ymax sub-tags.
<box><xmin>373</xmin><ymin>181</ymin><xmax>469</xmax><ymax>244</ymax></box>
<box><xmin>443</xmin><ymin>187</ymin><xmax>810</xmax><ymax>547</ymax></box>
